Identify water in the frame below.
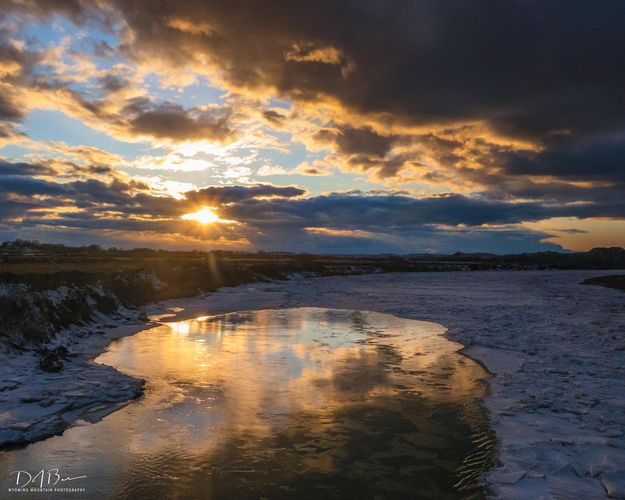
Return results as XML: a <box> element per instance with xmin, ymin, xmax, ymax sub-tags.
<box><xmin>1</xmin><ymin>308</ymin><xmax>494</xmax><ymax>499</ymax></box>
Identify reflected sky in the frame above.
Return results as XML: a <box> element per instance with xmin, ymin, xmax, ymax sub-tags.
<box><xmin>0</xmin><ymin>308</ymin><xmax>493</xmax><ymax>499</ymax></box>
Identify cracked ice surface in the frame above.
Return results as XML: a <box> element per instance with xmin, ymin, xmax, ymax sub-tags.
<box><xmin>2</xmin><ymin>269</ymin><xmax>625</xmax><ymax>498</ymax></box>
<box><xmin>161</xmin><ymin>269</ymin><xmax>625</xmax><ymax>498</ymax></box>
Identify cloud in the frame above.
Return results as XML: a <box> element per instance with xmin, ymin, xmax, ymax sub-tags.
<box><xmin>0</xmin><ymin>158</ymin><xmax>565</xmax><ymax>252</ymax></box>
<box><xmin>98</xmin><ymin>73</ymin><xmax>131</xmax><ymax>93</ymax></box>
<box><xmin>499</xmin><ymin>136</ymin><xmax>625</xmax><ymax>182</ymax></box>
<box><xmin>86</xmin><ymin>0</ymin><xmax>625</xmax><ymax>200</ymax></box>
<box><xmin>222</xmin><ymin>193</ymin><xmax>559</xmax><ymax>231</ymax></box>
<box><xmin>313</xmin><ymin>126</ymin><xmax>394</xmax><ymax>157</ymax></box>
<box><xmin>127</xmin><ymin>102</ymin><xmax>233</xmax><ymax>143</ymax></box>
<box><xmin>6</xmin><ymin>2</ymin><xmax>625</xmax><ymax>188</ymax></box>
<box><xmin>0</xmin><ymin>91</ymin><xmax>23</xmax><ymax>121</ymax></box>
<box><xmin>75</xmin><ymin>1</ymin><xmax>618</xmax><ymax>139</ymax></box>
<box><xmin>0</xmin><ymin>29</ymin><xmax>41</xmax><ymax>144</ymax></box>
<box><xmin>262</xmin><ymin>109</ymin><xmax>286</xmax><ymax>126</ymax></box>
<box><xmin>2</xmin><ymin>0</ymin><xmax>109</xmax><ymax>26</ymax></box>
<box><xmin>3</xmin><ymin>2</ymin><xmax>625</xmax><ymax>252</ymax></box>
<box><xmin>0</xmin><ymin>23</ymin><xmax>235</xmax><ymax>148</ymax></box>
<box><xmin>184</xmin><ymin>184</ymin><xmax>305</xmax><ymax>205</ymax></box>
<box><xmin>0</xmin><ymin>160</ymin><xmax>56</xmax><ymax>176</ymax></box>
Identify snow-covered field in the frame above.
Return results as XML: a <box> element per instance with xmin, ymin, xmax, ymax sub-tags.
<box><xmin>2</xmin><ymin>270</ymin><xmax>625</xmax><ymax>498</ymax></box>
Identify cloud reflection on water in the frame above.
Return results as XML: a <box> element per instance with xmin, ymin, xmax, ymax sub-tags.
<box><xmin>1</xmin><ymin>308</ymin><xmax>493</xmax><ymax>498</ymax></box>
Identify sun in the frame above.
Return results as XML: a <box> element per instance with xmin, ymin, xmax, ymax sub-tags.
<box><xmin>181</xmin><ymin>207</ymin><xmax>236</xmax><ymax>224</ymax></box>
<box><xmin>182</xmin><ymin>207</ymin><xmax>219</xmax><ymax>224</ymax></box>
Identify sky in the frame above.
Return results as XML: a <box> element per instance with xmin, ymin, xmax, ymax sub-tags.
<box><xmin>1</xmin><ymin>1</ymin><xmax>625</xmax><ymax>254</ymax></box>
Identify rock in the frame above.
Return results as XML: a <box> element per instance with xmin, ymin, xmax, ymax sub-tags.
<box><xmin>525</xmin><ymin>470</ymin><xmax>545</xmax><ymax>479</ymax></box>
<box><xmin>571</xmin><ymin>463</ymin><xmax>588</xmax><ymax>477</ymax></box>
<box><xmin>554</xmin><ymin>463</ymin><xmax>583</xmax><ymax>478</ymax></box>
<box><xmin>38</xmin><ymin>346</ymin><xmax>69</xmax><ymax>372</ymax></box>
<box><xmin>490</xmin><ymin>470</ymin><xmax>527</xmax><ymax>485</ymax></box>
<box><xmin>601</xmin><ymin>472</ymin><xmax>625</xmax><ymax>498</ymax></box>
<box><xmin>604</xmin><ymin>429</ymin><xmax>624</xmax><ymax>438</ymax></box>
<box><xmin>19</xmin><ymin>395</ymin><xmax>42</xmax><ymax>403</ymax></box>
<box><xmin>607</xmin><ymin>440</ymin><xmax>625</xmax><ymax>449</ymax></box>
<box><xmin>0</xmin><ymin>380</ymin><xmax>20</xmax><ymax>391</ymax></box>
<box><xmin>588</xmin><ymin>464</ymin><xmax>611</xmax><ymax>478</ymax></box>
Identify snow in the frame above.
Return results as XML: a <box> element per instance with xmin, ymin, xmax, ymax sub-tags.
<box><xmin>2</xmin><ymin>269</ymin><xmax>625</xmax><ymax>498</ymax></box>
<box><xmin>45</xmin><ymin>285</ymin><xmax>72</xmax><ymax>304</ymax></box>
<box><xmin>159</xmin><ymin>269</ymin><xmax>625</xmax><ymax>498</ymax></box>
<box><xmin>0</xmin><ymin>321</ymin><xmax>147</xmax><ymax>447</ymax></box>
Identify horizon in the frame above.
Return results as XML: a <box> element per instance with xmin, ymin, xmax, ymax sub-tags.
<box><xmin>2</xmin><ymin>2</ymin><xmax>625</xmax><ymax>253</ymax></box>
<box><xmin>2</xmin><ymin>237</ymin><xmax>625</xmax><ymax>258</ymax></box>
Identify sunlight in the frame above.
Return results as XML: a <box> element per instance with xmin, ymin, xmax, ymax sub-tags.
<box><xmin>181</xmin><ymin>207</ymin><xmax>236</xmax><ymax>224</ymax></box>
<box><xmin>182</xmin><ymin>207</ymin><xmax>219</xmax><ymax>224</ymax></box>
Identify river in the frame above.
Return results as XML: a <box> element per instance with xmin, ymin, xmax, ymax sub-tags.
<box><xmin>1</xmin><ymin>307</ymin><xmax>494</xmax><ymax>499</ymax></box>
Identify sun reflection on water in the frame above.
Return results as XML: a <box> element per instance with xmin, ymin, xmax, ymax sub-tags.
<box><xmin>1</xmin><ymin>308</ymin><xmax>494</xmax><ymax>499</ymax></box>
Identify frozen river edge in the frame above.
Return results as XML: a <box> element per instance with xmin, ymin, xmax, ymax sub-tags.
<box><xmin>2</xmin><ymin>269</ymin><xmax>625</xmax><ymax>498</ymax></box>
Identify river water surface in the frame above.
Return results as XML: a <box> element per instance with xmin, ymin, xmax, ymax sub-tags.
<box><xmin>1</xmin><ymin>308</ymin><xmax>494</xmax><ymax>499</ymax></box>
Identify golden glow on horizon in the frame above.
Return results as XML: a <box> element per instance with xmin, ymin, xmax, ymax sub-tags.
<box><xmin>523</xmin><ymin>217</ymin><xmax>625</xmax><ymax>251</ymax></box>
<box><xmin>181</xmin><ymin>207</ymin><xmax>236</xmax><ymax>225</ymax></box>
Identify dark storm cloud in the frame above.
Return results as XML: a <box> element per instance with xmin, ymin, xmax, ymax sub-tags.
<box><xmin>223</xmin><ymin>193</ymin><xmax>556</xmax><ymax>230</ymax></box>
<box><xmin>0</xmin><ymin>199</ymin><xmax>41</xmax><ymax>218</ymax></box>
<box><xmin>2</xmin><ymin>0</ymin><xmax>107</xmax><ymax>24</ymax></box>
<box><xmin>0</xmin><ymin>28</ymin><xmax>42</xmax><ymax>132</ymax></box>
<box><xmin>7</xmin><ymin>0</ymin><xmax>625</xmax><ymax>190</ymax></box>
<box><xmin>3</xmin><ymin>0</ymin><xmax>84</xmax><ymax>17</ymax></box>
<box><xmin>314</xmin><ymin>127</ymin><xmax>394</xmax><ymax>158</ymax></box>
<box><xmin>127</xmin><ymin>102</ymin><xmax>233</xmax><ymax>142</ymax></box>
<box><xmin>0</xmin><ymin>161</ymin><xmax>55</xmax><ymax>176</ymax></box>
<box><xmin>185</xmin><ymin>185</ymin><xmax>305</xmax><ymax>205</ymax></box>
<box><xmin>77</xmin><ymin>0</ymin><xmax>624</xmax><ymax>192</ymax></box>
<box><xmin>4</xmin><ymin>3</ymin><xmax>625</xmax><ymax>251</ymax></box>
<box><xmin>96</xmin><ymin>0</ymin><xmax>625</xmax><ymax>139</ymax></box>
<box><xmin>0</xmin><ymin>157</ymin><xmax>592</xmax><ymax>252</ymax></box>
<box><xmin>215</xmin><ymin>193</ymin><xmax>573</xmax><ymax>254</ymax></box>
<box><xmin>247</xmin><ymin>225</ymin><xmax>563</xmax><ymax>255</ymax></box>
<box><xmin>500</xmin><ymin>137</ymin><xmax>625</xmax><ymax>182</ymax></box>
<box><xmin>0</xmin><ymin>176</ymin><xmax>72</xmax><ymax>197</ymax></box>
<box><xmin>0</xmin><ymin>161</ymin><xmax>304</xmax><ymax>221</ymax></box>
<box><xmin>1</xmin><ymin>158</ymin><xmax>623</xmax><ymax>252</ymax></box>
<box><xmin>262</xmin><ymin>109</ymin><xmax>286</xmax><ymax>126</ymax></box>
<box><xmin>0</xmin><ymin>93</ymin><xmax>23</xmax><ymax>122</ymax></box>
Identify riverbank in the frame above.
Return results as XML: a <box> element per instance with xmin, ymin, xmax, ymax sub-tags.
<box><xmin>3</xmin><ymin>242</ymin><xmax>625</xmax><ymax>350</ymax></box>
<box><xmin>584</xmin><ymin>274</ymin><xmax>625</xmax><ymax>292</ymax></box>
<box><xmin>2</xmin><ymin>270</ymin><xmax>625</xmax><ymax>497</ymax></box>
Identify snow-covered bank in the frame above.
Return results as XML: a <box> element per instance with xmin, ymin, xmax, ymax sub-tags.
<box><xmin>2</xmin><ymin>270</ymin><xmax>625</xmax><ymax>498</ymax></box>
<box><xmin>0</xmin><ymin>312</ymin><xmax>148</xmax><ymax>447</ymax></box>
<box><xmin>0</xmin><ymin>270</ymin><xmax>163</xmax><ymax>349</ymax></box>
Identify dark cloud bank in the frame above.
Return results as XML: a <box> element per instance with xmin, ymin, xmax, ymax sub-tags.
<box><xmin>1</xmin><ymin>159</ymin><xmax>619</xmax><ymax>253</ymax></box>
<box><xmin>3</xmin><ymin>1</ymin><xmax>625</xmax><ymax>252</ymax></box>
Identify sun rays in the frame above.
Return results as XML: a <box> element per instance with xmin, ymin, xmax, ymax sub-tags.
<box><xmin>181</xmin><ymin>207</ymin><xmax>237</xmax><ymax>225</ymax></box>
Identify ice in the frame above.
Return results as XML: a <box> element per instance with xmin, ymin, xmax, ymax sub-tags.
<box><xmin>0</xmin><ymin>323</ymin><xmax>145</xmax><ymax>448</ymax></box>
<box><xmin>171</xmin><ymin>269</ymin><xmax>624</xmax><ymax>498</ymax></box>
<box><xmin>601</xmin><ymin>472</ymin><xmax>625</xmax><ymax>498</ymax></box>
<box><xmin>1</xmin><ymin>269</ymin><xmax>625</xmax><ymax>498</ymax></box>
